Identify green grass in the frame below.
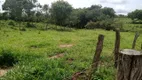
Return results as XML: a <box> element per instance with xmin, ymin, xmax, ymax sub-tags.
<box><xmin>0</xmin><ymin>19</ymin><xmax>142</xmax><ymax>80</ymax></box>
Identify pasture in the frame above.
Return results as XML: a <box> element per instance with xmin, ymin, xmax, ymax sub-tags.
<box><xmin>0</xmin><ymin>19</ymin><xmax>142</xmax><ymax>80</ymax></box>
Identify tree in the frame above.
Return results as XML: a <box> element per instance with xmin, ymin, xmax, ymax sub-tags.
<box><xmin>65</xmin><ymin>8</ymin><xmax>87</xmax><ymax>28</ymax></box>
<box><xmin>128</xmin><ymin>10</ymin><xmax>142</xmax><ymax>20</ymax></box>
<box><xmin>66</xmin><ymin>5</ymin><xmax>116</xmax><ymax>29</ymax></box>
<box><xmin>128</xmin><ymin>9</ymin><xmax>142</xmax><ymax>23</ymax></box>
<box><xmin>50</xmin><ymin>0</ymin><xmax>72</xmax><ymax>26</ymax></box>
<box><xmin>42</xmin><ymin>4</ymin><xmax>49</xmax><ymax>17</ymax></box>
<box><xmin>86</xmin><ymin>5</ymin><xmax>103</xmax><ymax>22</ymax></box>
<box><xmin>2</xmin><ymin>0</ymin><xmax>37</xmax><ymax>21</ymax></box>
<box><xmin>102</xmin><ymin>7</ymin><xmax>115</xmax><ymax>18</ymax></box>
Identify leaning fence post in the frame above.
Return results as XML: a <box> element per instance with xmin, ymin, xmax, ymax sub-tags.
<box><xmin>132</xmin><ymin>32</ymin><xmax>140</xmax><ymax>49</ymax></box>
<box><xmin>88</xmin><ymin>34</ymin><xmax>104</xmax><ymax>80</ymax></box>
<box><xmin>114</xmin><ymin>30</ymin><xmax>120</xmax><ymax>68</ymax></box>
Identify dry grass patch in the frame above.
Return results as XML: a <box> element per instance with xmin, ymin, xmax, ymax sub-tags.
<box><xmin>0</xmin><ymin>68</ymin><xmax>11</xmax><ymax>77</ymax></box>
<box><xmin>49</xmin><ymin>53</ymin><xmax>64</xmax><ymax>59</ymax></box>
<box><xmin>59</xmin><ymin>44</ymin><xmax>74</xmax><ymax>48</ymax></box>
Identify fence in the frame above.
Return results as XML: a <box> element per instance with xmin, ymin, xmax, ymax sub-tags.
<box><xmin>71</xmin><ymin>30</ymin><xmax>142</xmax><ymax>80</ymax></box>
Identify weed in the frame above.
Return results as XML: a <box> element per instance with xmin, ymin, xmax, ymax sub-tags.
<box><xmin>0</xmin><ymin>49</ymin><xmax>18</xmax><ymax>68</ymax></box>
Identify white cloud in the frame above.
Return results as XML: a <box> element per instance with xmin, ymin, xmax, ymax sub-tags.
<box><xmin>0</xmin><ymin>0</ymin><xmax>5</xmax><ymax>12</ymax></box>
<box><xmin>116</xmin><ymin>9</ymin><xmax>129</xmax><ymax>15</ymax></box>
<box><xmin>39</xmin><ymin>0</ymin><xmax>100</xmax><ymax>8</ymax></box>
<box><xmin>100</xmin><ymin>0</ymin><xmax>127</xmax><ymax>4</ymax></box>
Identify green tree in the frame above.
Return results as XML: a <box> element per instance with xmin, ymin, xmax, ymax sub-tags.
<box><xmin>50</xmin><ymin>0</ymin><xmax>72</xmax><ymax>26</ymax></box>
<box><xmin>86</xmin><ymin>5</ymin><xmax>103</xmax><ymax>21</ymax></box>
<box><xmin>42</xmin><ymin>4</ymin><xmax>49</xmax><ymax>17</ymax></box>
<box><xmin>102</xmin><ymin>7</ymin><xmax>115</xmax><ymax>18</ymax></box>
<box><xmin>2</xmin><ymin>0</ymin><xmax>37</xmax><ymax>21</ymax></box>
<box><xmin>128</xmin><ymin>9</ymin><xmax>142</xmax><ymax>23</ymax></box>
<box><xmin>128</xmin><ymin>9</ymin><xmax>142</xmax><ymax>20</ymax></box>
<box><xmin>66</xmin><ymin>5</ymin><xmax>116</xmax><ymax>28</ymax></box>
<box><xmin>65</xmin><ymin>8</ymin><xmax>86</xmax><ymax>28</ymax></box>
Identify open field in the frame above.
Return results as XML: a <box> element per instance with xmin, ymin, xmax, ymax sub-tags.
<box><xmin>0</xmin><ymin>19</ymin><xmax>142</xmax><ymax>80</ymax></box>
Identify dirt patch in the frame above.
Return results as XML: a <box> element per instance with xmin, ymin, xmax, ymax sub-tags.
<box><xmin>72</xmin><ymin>71</ymin><xmax>87</xmax><ymax>80</ymax></box>
<box><xmin>49</xmin><ymin>53</ymin><xmax>64</xmax><ymax>59</ymax></box>
<box><xmin>59</xmin><ymin>44</ymin><xmax>74</xmax><ymax>48</ymax></box>
<box><xmin>0</xmin><ymin>68</ymin><xmax>11</xmax><ymax>77</ymax></box>
<box><xmin>66</xmin><ymin>58</ymin><xmax>74</xmax><ymax>64</ymax></box>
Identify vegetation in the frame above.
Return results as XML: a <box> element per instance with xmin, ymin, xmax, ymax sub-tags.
<box><xmin>50</xmin><ymin>0</ymin><xmax>72</xmax><ymax>26</ymax></box>
<box><xmin>1</xmin><ymin>0</ymin><xmax>116</xmax><ymax>29</ymax></box>
<box><xmin>0</xmin><ymin>0</ymin><xmax>142</xmax><ymax>80</ymax></box>
<box><xmin>128</xmin><ymin>10</ymin><xmax>142</xmax><ymax>24</ymax></box>
<box><xmin>0</xmin><ymin>19</ymin><xmax>141</xmax><ymax>79</ymax></box>
<box><xmin>2</xmin><ymin>0</ymin><xmax>37</xmax><ymax>21</ymax></box>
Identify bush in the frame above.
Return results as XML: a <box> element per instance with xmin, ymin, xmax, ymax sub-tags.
<box><xmin>132</xmin><ymin>19</ymin><xmax>142</xmax><ymax>24</ymax></box>
<box><xmin>19</xmin><ymin>27</ymin><xmax>26</xmax><ymax>31</ymax></box>
<box><xmin>8</xmin><ymin>21</ymin><xmax>15</xmax><ymax>26</ymax></box>
<box><xmin>85</xmin><ymin>20</ymin><xmax>115</xmax><ymax>30</ymax></box>
<box><xmin>26</xmin><ymin>22</ymin><xmax>36</xmax><ymax>28</ymax></box>
<box><xmin>0</xmin><ymin>49</ymin><xmax>18</xmax><ymax>68</ymax></box>
<box><xmin>85</xmin><ymin>21</ymin><xmax>101</xmax><ymax>29</ymax></box>
<box><xmin>101</xmin><ymin>20</ymin><xmax>115</xmax><ymax>30</ymax></box>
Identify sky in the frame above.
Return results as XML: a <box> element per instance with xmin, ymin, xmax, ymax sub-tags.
<box><xmin>0</xmin><ymin>0</ymin><xmax>142</xmax><ymax>15</ymax></box>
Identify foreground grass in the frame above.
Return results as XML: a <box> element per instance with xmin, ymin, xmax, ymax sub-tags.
<box><xmin>0</xmin><ymin>20</ymin><xmax>142</xmax><ymax>80</ymax></box>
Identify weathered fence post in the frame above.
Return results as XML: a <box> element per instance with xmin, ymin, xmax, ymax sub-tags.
<box><xmin>141</xmin><ymin>43</ymin><xmax>142</xmax><ymax>50</ymax></box>
<box><xmin>114</xmin><ymin>30</ymin><xmax>120</xmax><ymax>68</ymax></box>
<box><xmin>117</xmin><ymin>49</ymin><xmax>142</xmax><ymax>80</ymax></box>
<box><xmin>88</xmin><ymin>34</ymin><xmax>104</xmax><ymax>80</ymax></box>
<box><xmin>132</xmin><ymin>32</ymin><xmax>140</xmax><ymax>49</ymax></box>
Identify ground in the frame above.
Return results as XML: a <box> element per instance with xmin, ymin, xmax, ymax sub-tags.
<box><xmin>0</xmin><ymin>18</ymin><xmax>142</xmax><ymax>80</ymax></box>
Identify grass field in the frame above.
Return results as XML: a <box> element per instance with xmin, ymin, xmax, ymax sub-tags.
<box><xmin>0</xmin><ymin>19</ymin><xmax>142</xmax><ymax>80</ymax></box>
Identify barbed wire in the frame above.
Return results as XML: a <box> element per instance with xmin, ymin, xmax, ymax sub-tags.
<box><xmin>64</xmin><ymin>48</ymin><xmax>142</xmax><ymax>80</ymax></box>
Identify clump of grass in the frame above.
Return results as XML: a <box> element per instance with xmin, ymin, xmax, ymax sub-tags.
<box><xmin>26</xmin><ymin>22</ymin><xmax>36</xmax><ymax>28</ymax></box>
<box><xmin>0</xmin><ymin>49</ymin><xmax>18</xmax><ymax>68</ymax></box>
<box><xmin>48</xmin><ymin>48</ymin><xmax>67</xmax><ymax>57</ymax></box>
<box><xmin>28</xmin><ymin>42</ymin><xmax>51</xmax><ymax>48</ymax></box>
<box><xmin>2</xmin><ymin>59</ymin><xmax>73</xmax><ymax>80</ymax></box>
<box><xmin>19</xmin><ymin>27</ymin><xmax>26</xmax><ymax>31</ymax></box>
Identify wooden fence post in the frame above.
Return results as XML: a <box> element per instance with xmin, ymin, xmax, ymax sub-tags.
<box><xmin>114</xmin><ymin>30</ymin><xmax>120</xmax><ymax>68</ymax></box>
<box><xmin>141</xmin><ymin>43</ymin><xmax>142</xmax><ymax>50</ymax></box>
<box><xmin>132</xmin><ymin>32</ymin><xmax>140</xmax><ymax>49</ymax></box>
<box><xmin>117</xmin><ymin>49</ymin><xmax>142</xmax><ymax>80</ymax></box>
<box><xmin>88</xmin><ymin>34</ymin><xmax>104</xmax><ymax>80</ymax></box>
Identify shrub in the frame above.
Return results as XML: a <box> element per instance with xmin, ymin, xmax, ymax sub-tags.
<box><xmin>132</xmin><ymin>19</ymin><xmax>142</xmax><ymax>24</ymax></box>
<box><xmin>0</xmin><ymin>49</ymin><xmax>18</xmax><ymax>68</ymax></box>
<box><xmin>26</xmin><ymin>22</ymin><xmax>36</xmax><ymax>28</ymax></box>
<box><xmin>19</xmin><ymin>27</ymin><xmax>26</xmax><ymax>31</ymax></box>
<box><xmin>10</xmin><ymin>27</ymin><xmax>18</xmax><ymax>30</ymax></box>
<box><xmin>85</xmin><ymin>21</ymin><xmax>101</xmax><ymax>29</ymax></box>
<box><xmin>85</xmin><ymin>20</ymin><xmax>115</xmax><ymax>30</ymax></box>
<box><xmin>101</xmin><ymin>20</ymin><xmax>115</xmax><ymax>31</ymax></box>
<box><xmin>8</xmin><ymin>21</ymin><xmax>15</xmax><ymax>26</ymax></box>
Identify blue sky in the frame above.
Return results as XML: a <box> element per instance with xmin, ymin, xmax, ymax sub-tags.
<box><xmin>0</xmin><ymin>0</ymin><xmax>142</xmax><ymax>15</ymax></box>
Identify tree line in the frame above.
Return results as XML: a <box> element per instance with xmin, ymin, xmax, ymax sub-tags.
<box><xmin>0</xmin><ymin>0</ymin><xmax>142</xmax><ymax>29</ymax></box>
<box><xmin>128</xmin><ymin>9</ymin><xmax>142</xmax><ymax>24</ymax></box>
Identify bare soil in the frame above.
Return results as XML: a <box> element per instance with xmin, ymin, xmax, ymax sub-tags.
<box><xmin>49</xmin><ymin>53</ymin><xmax>64</xmax><ymax>59</ymax></box>
<box><xmin>59</xmin><ymin>44</ymin><xmax>74</xmax><ymax>48</ymax></box>
<box><xmin>0</xmin><ymin>68</ymin><xmax>10</xmax><ymax>77</ymax></box>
